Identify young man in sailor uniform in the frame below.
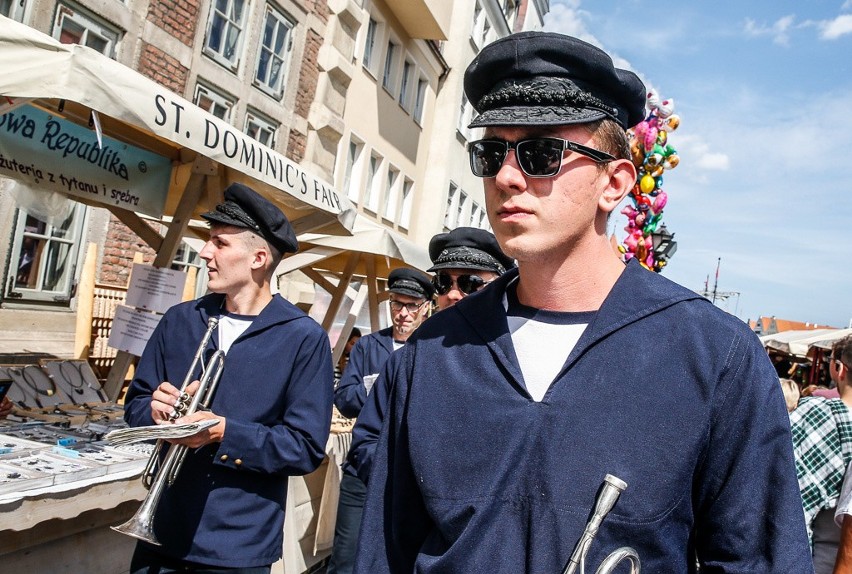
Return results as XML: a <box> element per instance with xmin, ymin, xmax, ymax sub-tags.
<box><xmin>354</xmin><ymin>32</ymin><xmax>811</xmax><ymax>573</ymax></box>
<box><xmin>123</xmin><ymin>183</ymin><xmax>333</xmax><ymax>573</ymax></box>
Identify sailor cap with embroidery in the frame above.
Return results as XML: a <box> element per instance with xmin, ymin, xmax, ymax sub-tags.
<box><xmin>201</xmin><ymin>182</ymin><xmax>299</xmax><ymax>254</ymax></box>
<box><xmin>464</xmin><ymin>31</ymin><xmax>646</xmax><ymax>129</ymax></box>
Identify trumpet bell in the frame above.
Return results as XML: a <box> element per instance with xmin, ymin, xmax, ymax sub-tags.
<box><xmin>111</xmin><ymin>515</ymin><xmax>162</xmax><ymax>546</ymax></box>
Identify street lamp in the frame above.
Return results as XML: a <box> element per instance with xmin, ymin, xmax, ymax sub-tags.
<box><xmin>651</xmin><ymin>224</ymin><xmax>677</xmax><ymax>263</ymax></box>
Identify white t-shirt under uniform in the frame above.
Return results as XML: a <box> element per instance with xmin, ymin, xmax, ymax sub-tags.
<box><xmin>504</xmin><ymin>283</ymin><xmax>594</xmax><ymax>402</ymax></box>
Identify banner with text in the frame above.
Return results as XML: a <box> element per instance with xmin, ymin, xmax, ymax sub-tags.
<box><xmin>0</xmin><ymin>104</ymin><xmax>172</xmax><ymax>217</ymax></box>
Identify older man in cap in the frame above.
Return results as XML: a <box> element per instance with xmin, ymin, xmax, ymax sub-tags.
<box><xmin>355</xmin><ymin>32</ymin><xmax>810</xmax><ymax>573</ymax></box>
<box><xmin>123</xmin><ymin>183</ymin><xmax>333</xmax><ymax>573</ymax></box>
<box><xmin>343</xmin><ymin>228</ymin><xmax>512</xmax><ymax>489</ymax></box>
<box><xmin>327</xmin><ymin>267</ymin><xmax>433</xmax><ymax>574</ymax></box>
<box><xmin>428</xmin><ymin>227</ymin><xmax>514</xmax><ymax>311</ymax></box>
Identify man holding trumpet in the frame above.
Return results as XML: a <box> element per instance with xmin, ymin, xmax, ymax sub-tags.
<box><xmin>123</xmin><ymin>183</ymin><xmax>333</xmax><ymax>573</ymax></box>
<box><xmin>355</xmin><ymin>32</ymin><xmax>811</xmax><ymax>573</ymax></box>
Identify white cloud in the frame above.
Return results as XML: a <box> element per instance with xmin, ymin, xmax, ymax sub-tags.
<box><xmin>844</xmin><ymin>0</ymin><xmax>852</xmax><ymax>11</ymax></box>
<box><xmin>670</xmin><ymin>134</ymin><xmax>730</xmax><ymax>172</ymax></box>
<box><xmin>743</xmin><ymin>15</ymin><xmax>796</xmax><ymax>45</ymax></box>
<box><xmin>820</xmin><ymin>14</ymin><xmax>852</xmax><ymax>39</ymax></box>
<box><xmin>543</xmin><ymin>1</ymin><xmax>596</xmax><ymax>41</ymax></box>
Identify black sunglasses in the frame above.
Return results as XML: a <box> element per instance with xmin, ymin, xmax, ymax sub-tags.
<box><xmin>432</xmin><ymin>273</ymin><xmax>490</xmax><ymax>296</ymax></box>
<box><xmin>468</xmin><ymin>137</ymin><xmax>615</xmax><ymax>178</ymax></box>
<box><xmin>389</xmin><ymin>299</ymin><xmax>426</xmax><ymax>314</ymax></box>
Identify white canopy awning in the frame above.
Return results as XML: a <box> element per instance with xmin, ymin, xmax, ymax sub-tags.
<box><xmin>760</xmin><ymin>328</ymin><xmax>840</xmax><ymax>357</ymax></box>
<box><xmin>0</xmin><ymin>15</ymin><xmax>357</xmax><ymax>398</ymax></box>
<box><xmin>279</xmin><ymin>216</ymin><xmax>431</xmax><ymax>362</ymax></box>
<box><xmin>0</xmin><ymin>15</ymin><xmax>356</xmax><ymax>238</ymax></box>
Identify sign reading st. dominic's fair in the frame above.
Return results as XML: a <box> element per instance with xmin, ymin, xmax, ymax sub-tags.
<box><xmin>0</xmin><ymin>104</ymin><xmax>171</xmax><ymax>217</ymax></box>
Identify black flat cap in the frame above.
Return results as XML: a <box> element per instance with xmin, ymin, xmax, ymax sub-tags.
<box><xmin>428</xmin><ymin>227</ymin><xmax>515</xmax><ymax>275</ymax></box>
<box><xmin>388</xmin><ymin>268</ymin><xmax>434</xmax><ymax>300</ymax></box>
<box><xmin>464</xmin><ymin>32</ymin><xmax>646</xmax><ymax>129</ymax></box>
<box><xmin>201</xmin><ymin>183</ymin><xmax>298</xmax><ymax>254</ymax></box>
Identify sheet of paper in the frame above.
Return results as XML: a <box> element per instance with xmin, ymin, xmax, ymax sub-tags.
<box><xmin>104</xmin><ymin>419</ymin><xmax>220</xmax><ymax>446</ymax></box>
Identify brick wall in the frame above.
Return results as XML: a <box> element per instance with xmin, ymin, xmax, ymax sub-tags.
<box><xmin>287</xmin><ymin>26</ymin><xmax>324</xmax><ymax>162</ymax></box>
<box><xmin>294</xmin><ymin>29</ymin><xmax>322</xmax><ymax>119</ymax></box>
<box><xmin>100</xmin><ymin>215</ymin><xmax>157</xmax><ymax>286</ymax></box>
<box><xmin>147</xmin><ymin>0</ymin><xmax>200</xmax><ymax>46</ymax></box>
<box><xmin>287</xmin><ymin>130</ymin><xmax>307</xmax><ymax>163</ymax></box>
<box><xmin>137</xmin><ymin>42</ymin><xmax>189</xmax><ymax>94</ymax></box>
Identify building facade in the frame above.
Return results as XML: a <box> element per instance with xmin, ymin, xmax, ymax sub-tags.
<box><xmin>0</xmin><ymin>0</ymin><xmax>548</xmax><ymax>358</ymax></box>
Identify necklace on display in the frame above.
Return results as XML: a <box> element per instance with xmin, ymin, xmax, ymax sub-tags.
<box><xmin>19</xmin><ymin>365</ymin><xmax>57</xmax><ymax>398</ymax></box>
<box><xmin>59</xmin><ymin>361</ymin><xmax>86</xmax><ymax>394</ymax></box>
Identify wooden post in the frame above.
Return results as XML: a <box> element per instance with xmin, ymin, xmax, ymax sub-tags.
<box><xmin>183</xmin><ymin>266</ymin><xmax>198</xmax><ymax>302</ymax></box>
<box><xmin>73</xmin><ymin>242</ymin><xmax>98</xmax><ymax>360</ymax></box>
<box><xmin>332</xmin><ymin>284</ymin><xmax>368</xmax><ymax>365</ymax></box>
<box><xmin>103</xmin><ymin>157</ymin><xmax>216</xmax><ymax>401</ymax></box>
<box><xmin>320</xmin><ymin>253</ymin><xmax>360</xmax><ymax>333</ymax></box>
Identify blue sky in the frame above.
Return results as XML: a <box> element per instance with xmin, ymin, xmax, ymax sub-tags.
<box><xmin>544</xmin><ymin>0</ymin><xmax>852</xmax><ymax>328</ymax></box>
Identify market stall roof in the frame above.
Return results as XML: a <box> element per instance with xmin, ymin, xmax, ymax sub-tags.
<box><xmin>807</xmin><ymin>328</ymin><xmax>852</xmax><ymax>352</ymax></box>
<box><xmin>0</xmin><ymin>15</ymin><xmax>355</xmax><ymax>240</ymax></box>
<box><xmin>760</xmin><ymin>328</ymin><xmax>839</xmax><ymax>357</ymax></box>
<box><xmin>281</xmin><ymin>215</ymin><xmax>432</xmax><ymax>276</ymax></box>
<box><xmin>278</xmin><ymin>216</ymin><xmax>431</xmax><ymax>361</ymax></box>
<box><xmin>0</xmin><ymin>15</ymin><xmax>357</xmax><ymax>399</ymax></box>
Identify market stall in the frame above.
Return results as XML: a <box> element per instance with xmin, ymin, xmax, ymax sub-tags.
<box><xmin>760</xmin><ymin>328</ymin><xmax>851</xmax><ymax>386</ymax></box>
<box><xmin>0</xmin><ymin>14</ymin><xmax>356</xmax><ymax>399</ymax></box>
<box><xmin>0</xmin><ymin>14</ymin><xmax>358</xmax><ymax>573</ymax></box>
<box><xmin>280</xmin><ymin>215</ymin><xmax>431</xmax><ymax>362</ymax></box>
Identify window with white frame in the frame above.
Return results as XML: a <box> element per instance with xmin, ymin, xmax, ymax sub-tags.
<box><xmin>471</xmin><ymin>1</ymin><xmax>491</xmax><ymax>49</ymax></box>
<box><xmin>458</xmin><ymin>93</ymin><xmax>475</xmax><ymax>140</ymax></box>
<box><xmin>471</xmin><ymin>203</ymin><xmax>483</xmax><ymax>229</ymax></box>
<box><xmin>195</xmin><ymin>84</ymin><xmax>234</xmax><ymax>122</ymax></box>
<box><xmin>502</xmin><ymin>0</ymin><xmax>519</xmax><ymax>31</ymax></box>
<box><xmin>53</xmin><ymin>3</ymin><xmax>119</xmax><ymax>57</ymax></box>
<box><xmin>342</xmin><ymin>137</ymin><xmax>364</xmax><ymax>203</ymax></box>
<box><xmin>444</xmin><ymin>182</ymin><xmax>459</xmax><ymax>228</ymax></box>
<box><xmin>457</xmin><ymin>191</ymin><xmax>469</xmax><ymax>227</ymax></box>
<box><xmin>363</xmin><ymin>152</ymin><xmax>382</xmax><ymax>212</ymax></box>
<box><xmin>382</xmin><ymin>39</ymin><xmax>398</xmax><ymax>93</ymax></box>
<box><xmin>255</xmin><ymin>6</ymin><xmax>294</xmax><ymax>98</ymax></box>
<box><xmin>362</xmin><ymin>17</ymin><xmax>378</xmax><ymax>72</ymax></box>
<box><xmin>171</xmin><ymin>241</ymin><xmax>208</xmax><ymax>299</ymax></box>
<box><xmin>204</xmin><ymin>0</ymin><xmax>248</xmax><ymax>70</ymax></box>
<box><xmin>479</xmin><ymin>207</ymin><xmax>490</xmax><ymax>229</ymax></box>
<box><xmin>400</xmin><ymin>178</ymin><xmax>413</xmax><ymax>229</ymax></box>
<box><xmin>5</xmin><ymin>204</ymin><xmax>87</xmax><ymax>304</ymax></box>
<box><xmin>382</xmin><ymin>166</ymin><xmax>399</xmax><ymax>220</ymax></box>
<box><xmin>481</xmin><ymin>16</ymin><xmax>492</xmax><ymax>47</ymax></box>
<box><xmin>244</xmin><ymin>109</ymin><xmax>278</xmax><ymax>147</ymax></box>
<box><xmin>471</xmin><ymin>1</ymin><xmax>482</xmax><ymax>41</ymax></box>
<box><xmin>399</xmin><ymin>58</ymin><xmax>413</xmax><ymax>110</ymax></box>
<box><xmin>2</xmin><ymin>0</ymin><xmax>27</xmax><ymax>21</ymax></box>
<box><xmin>413</xmin><ymin>77</ymin><xmax>428</xmax><ymax>124</ymax></box>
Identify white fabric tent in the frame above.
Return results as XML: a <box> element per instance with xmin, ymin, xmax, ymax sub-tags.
<box><xmin>760</xmin><ymin>329</ymin><xmax>840</xmax><ymax>357</ymax></box>
<box><xmin>278</xmin><ymin>216</ymin><xmax>431</xmax><ymax>362</ymax></box>
<box><xmin>0</xmin><ymin>15</ymin><xmax>357</xmax><ymax>397</ymax></box>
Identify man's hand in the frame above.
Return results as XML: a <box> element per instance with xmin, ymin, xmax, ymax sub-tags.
<box><xmin>0</xmin><ymin>396</ymin><xmax>13</xmax><ymax>419</ymax></box>
<box><xmin>170</xmin><ymin>410</ymin><xmax>226</xmax><ymax>448</ymax></box>
<box><xmin>151</xmin><ymin>380</ymin><xmax>200</xmax><ymax>423</ymax></box>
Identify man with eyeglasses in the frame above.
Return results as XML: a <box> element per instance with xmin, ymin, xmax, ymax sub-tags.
<box><xmin>327</xmin><ymin>267</ymin><xmax>433</xmax><ymax>574</ymax></box>
<box><xmin>355</xmin><ymin>32</ymin><xmax>810</xmax><ymax>573</ymax></box>
<box><xmin>428</xmin><ymin>227</ymin><xmax>514</xmax><ymax>311</ymax></box>
<box><xmin>791</xmin><ymin>334</ymin><xmax>852</xmax><ymax>573</ymax></box>
<box><xmin>833</xmin><ymin>339</ymin><xmax>852</xmax><ymax>574</ymax></box>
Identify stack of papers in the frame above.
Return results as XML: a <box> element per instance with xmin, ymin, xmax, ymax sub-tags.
<box><xmin>104</xmin><ymin>419</ymin><xmax>220</xmax><ymax>446</ymax></box>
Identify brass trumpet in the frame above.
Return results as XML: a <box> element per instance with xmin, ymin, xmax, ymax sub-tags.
<box><xmin>561</xmin><ymin>474</ymin><xmax>641</xmax><ymax>574</ymax></box>
<box><xmin>112</xmin><ymin>317</ymin><xmax>226</xmax><ymax>546</ymax></box>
